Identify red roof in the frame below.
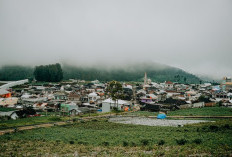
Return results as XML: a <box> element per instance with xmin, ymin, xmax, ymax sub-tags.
<box><xmin>166</xmin><ymin>81</ymin><xmax>173</xmax><ymax>84</ymax></box>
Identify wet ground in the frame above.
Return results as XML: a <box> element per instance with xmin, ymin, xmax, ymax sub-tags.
<box><xmin>109</xmin><ymin>117</ymin><xmax>211</xmax><ymax>127</ymax></box>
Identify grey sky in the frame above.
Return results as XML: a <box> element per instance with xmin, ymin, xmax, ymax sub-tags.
<box><xmin>0</xmin><ymin>0</ymin><xmax>232</xmax><ymax>79</ymax></box>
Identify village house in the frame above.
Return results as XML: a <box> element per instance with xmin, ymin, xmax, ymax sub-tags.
<box><xmin>102</xmin><ymin>98</ymin><xmax>131</xmax><ymax>112</ymax></box>
<box><xmin>0</xmin><ymin>89</ymin><xmax>11</xmax><ymax>98</ymax></box>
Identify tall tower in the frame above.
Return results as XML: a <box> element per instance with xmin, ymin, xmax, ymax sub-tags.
<box><xmin>144</xmin><ymin>72</ymin><xmax>147</xmax><ymax>85</ymax></box>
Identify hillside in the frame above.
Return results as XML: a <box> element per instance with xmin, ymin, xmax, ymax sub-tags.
<box><xmin>0</xmin><ymin>65</ymin><xmax>33</xmax><ymax>81</ymax></box>
<box><xmin>63</xmin><ymin>62</ymin><xmax>201</xmax><ymax>83</ymax></box>
<box><xmin>0</xmin><ymin>63</ymin><xmax>201</xmax><ymax>83</ymax></box>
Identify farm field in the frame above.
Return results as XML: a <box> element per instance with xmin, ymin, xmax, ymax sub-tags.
<box><xmin>0</xmin><ymin>116</ymin><xmax>67</xmax><ymax>130</ymax></box>
<box><xmin>128</xmin><ymin>107</ymin><xmax>232</xmax><ymax>117</ymax></box>
<box><xmin>0</xmin><ymin>118</ymin><xmax>232</xmax><ymax>156</ymax></box>
<box><xmin>0</xmin><ymin>107</ymin><xmax>231</xmax><ymax>130</ymax></box>
<box><xmin>0</xmin><ymin>112</ymin><xmax>114</xmax><ymax>130</ymax></box>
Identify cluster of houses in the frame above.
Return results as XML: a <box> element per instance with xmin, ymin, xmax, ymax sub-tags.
<box><xmin>0</xmin><ymin>75</ymin><xmax>232</xmax><ymax>120</ymax></box>
<box><xmin>138</xmin><ymin>76</ymin><xmax>232</xmax><ymax>111</ymax></box>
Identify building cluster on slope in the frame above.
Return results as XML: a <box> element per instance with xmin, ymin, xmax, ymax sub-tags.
<box><xmin>0</xmin><ymin>75</ymin><xmax>232</xmax><ymax>119</ymax></box>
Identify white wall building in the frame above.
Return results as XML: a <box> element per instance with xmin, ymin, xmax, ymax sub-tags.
<box><xmin>102</xmin><ymin>98</ymin><xmax>130</xmax><ymax>112</ymax></box>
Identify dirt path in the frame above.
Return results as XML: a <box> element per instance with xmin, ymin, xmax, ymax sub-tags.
<box><xmin>0</xmin><ymin>112</ymin><xmax>126</xmax><ymax>136</ymax></box>
<box><xmin>0</xmin><ymin>121</ymin><xmax>67</xmax><ymax>135</ymax></box>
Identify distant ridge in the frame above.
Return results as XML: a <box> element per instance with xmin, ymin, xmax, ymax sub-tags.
<box><xmin>63</xmin><ymin>62</ymin><xmax>201</xmax><ymax>84</ymax></box>
<box><xmin>0</xmin><ymin>62</ymin><xmax>201</xmax><ymax>84</ymax></box>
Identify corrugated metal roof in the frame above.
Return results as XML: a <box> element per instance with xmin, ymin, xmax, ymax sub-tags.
<box><xmin>0</xmin><ymin>89</ymin><xmax>10</xmax><ymax>95</ymax></box>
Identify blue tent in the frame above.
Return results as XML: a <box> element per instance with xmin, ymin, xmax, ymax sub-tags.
<box><xmin>157</xmin><ymin>113</ymin><xmax>166</xmax><ymax>119</ymax></box>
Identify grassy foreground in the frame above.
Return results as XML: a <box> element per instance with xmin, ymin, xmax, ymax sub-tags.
<box><xmin>0</xmin><ymin>112</ymin><xmax>113</xmax><ymax>130</ymax></box>
<box><xmin>128</xmin><ymin>107</ymin><xmax>232</xmax><ymax>117</ymax></box>
<box><xmin>0</xmin><ymin>119</ymin><xmax>232</xmax><ymax>156</ymax></box>
<box><xmin>0</xmin><ymin>116</ymin><xmax>67</xmax><ymax>130</ymax></box>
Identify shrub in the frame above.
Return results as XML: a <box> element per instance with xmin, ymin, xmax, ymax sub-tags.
<box><xmin>145</xmin><ymin>145</ymin><xmax>154</xmax><ymax>151</ymax></box>
<box><xmin>72</xmin><ymin>118</ymin><xmax>78</xmax><ymax>122</ymax></box>
<box><xmin>193</xmin><ymin>138</ymin><xmax>202</xmax><ymax>144</ymax></box>
<box><xmin>78</xmin><ymin>141</ymin><xmax>88</xmax><ymax>145</ymax></box>
<box><xmin>112</xmin><ymin>107</ymin><xmax>121</xmax><ymax>113</ymax></box>
<box><xmin>69</xmin><ymin>141</ymin><xmax>74</xmax><ymax>144</ymax></box>
<box><xmin>123</xmin><ymin>141</ymin><xmax>129</xmax><ymax>147</ymax></box>
<box><xmin>131</xmin><ymin>142</ymin><xmax>137</xmax><ymax>147</ymax></box>
<box><xmin>158</xmin><ymin>140</ymin><xmax>165</xmax><ymax>146</ymax></box>
<box><xmin>56</xmin><ymin>140</ymin><xmax>61</xmax><ymax>143</ymax></box>
<box><xmin>224</xmin><ymin>124</ymin><xmax>230</xmax><ymax>129</ymax></box>
<box><xmin>176</xmin><ymin>138</ymin><xmax>188</xmax><ymax>145</ymax></box>
<box><xmin>141</xmin><ymin>139</ymin><xmax>149</xmax><ymax>146</ymax></box>
<box><xmin>209</xmin><ymin>125</ymin><xmax>219</xmax><ymax>131</ymax></box>
<box><xmin>102</xmin><ymin>141</ymin><xmax>109</xmax><ymax>146</ymax></box>
<box><xmin>48</xmin><ymin>117</ymin><xmax>61</xmax><ymax>121</ymax></box>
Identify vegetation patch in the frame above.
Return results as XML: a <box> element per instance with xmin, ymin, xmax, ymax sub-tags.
<box><xmin>176</xmin><ymin>138</ymin><xmax>188</xmax><ymax>145</ymax></box>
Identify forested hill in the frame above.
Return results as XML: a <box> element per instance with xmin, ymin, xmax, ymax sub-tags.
<box><xmin>0</xmin><ymin>63</ymin><xmax>201</xmax><ymax>83</ymax></box>
<box><xmin>62</xmin><ymin>63</ymin><xmax>201</xmax><ymax>84</ymax></box>
<box><xmin>0</xmin><ymin>65</ymin><xmax>33</xmax><ymax>81</ymax></box>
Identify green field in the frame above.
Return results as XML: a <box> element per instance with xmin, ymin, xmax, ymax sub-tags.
<box><xmin>1</xmin><ymin>107</ymin><xmax>232</xmax><ymax>156</ymax></box>
<box><xmin>128</xmin><ymin>107</ymin><xmax>232</xmax><ymax>117</ymax></box>
<box><xmin>168</xmin><ymin>107</ymin><xmax>232</xmax><ymax>116</ymax></box>
<box><xmin>0</xmin><ymin>119</ymin><xmax>232</xmax><ymax>156</ymax></box>
<box><xmin>0</xmin><ymin>112</ymin><xmax>113</xmax><ymax>130</ymax></box>
<box><xmin>0</xmin><ymin>116</ymin><xmax>67</xmax><ymax>130</ymax></box>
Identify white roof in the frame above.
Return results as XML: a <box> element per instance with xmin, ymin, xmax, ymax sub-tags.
<box><xmin>123</xmin><ymin>85</ymin><xmax>132</xmax><ymax>89</ymax></box>
<box><xmin>186</xmin><ymin>91</ymin><xmax>197</xmax><ymax>95</ymax></box>
<box><xmin>102</xmin><ymin>98</ymin><xmax>128</xmax><ymax>105</ymax></box>
<box><xmin>21</xmin><ymin>93</ymin><xmax>31</xmax><ymax>99</ymax></box>
<box><xmin>0</xmin><ymin>89</ymin><xmax>10</xmax><ymax>95</ymax></box>
<box><xmin>88</xmin><ymin>92</ymin><xmax>98</xmax><ymax>97</ymax></box>
<box><xmin>227</xmin><ymin>93</ymin><xmax>232</xmax><ymax>96</ymax></box>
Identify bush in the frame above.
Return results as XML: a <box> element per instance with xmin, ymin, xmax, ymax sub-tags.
<box><xmin>209</xmin><ymin>125</ymin><xmax>219</xmax><ymax>131</ymax></box>
<box><xmin>77</xmin><ymin>141</ymin><xmax>88</xmax><ymax>145</ymax></box>
<box><xmin>102</xmin><ymin>141</ymin><xmax>109</xmax><ymax>146</ymax></box>
<box><xmin>131</xmin><ymin>142</ymin><xmax>137</xmax><ymax>147</ymax></box>
<box><xmin>69</xmin><ymin>141</ymin><xmax>74</xmax><ymax>144</ymax></box>
<box><xmin>141</xmin><ymin>139</ymin><xmax>149</xmax><ymax>146</ymax></box>
<box><xmin>224</xmin><ymin>124</ymin><xmax>230</xmax><ymax>129</ymax></box>
<box><xmin>176</xmin><ymin>138</ymin><xmax>188</xmax><ymax>145</ymax></box>
<box><xmin>123</xmin><ymin>141</ymin><xmax>129</xmax><ymax>147</ymax></box>
<box><xmin>112</xmin><ymin>107</ymin><xmax>122</xmax><ymax>113</ymax></box>
<box><xmin>193</xmin><ymin>138</ymin><xmax>202</xmax><ymax>144</ymax></box>
<box><xmin>48</xmin><ymin>117</ymin><xmax>61</xmax><ymax>121</ymax></box>
<box><xmin>56</xmin><ymin>140</ymin><xmax>61</xmax><ymax>143</ymax></box>
<box><xmin>158</xmin><ymin>140</ymin><xmax>165</xmax><ymax>146</ymax></box>
<box><xmin>72</xmin><ymin>118</ymin><xmax>78</xmax><ymax>122</ymax></box>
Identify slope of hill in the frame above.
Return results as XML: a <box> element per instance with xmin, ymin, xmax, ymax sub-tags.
<box><xmin>0</xmin><ymin>63</ymin><xmax>201</xmax><ymax>83</ymax></box>
<box><xmin>0</xmin><ymin>65</ymin><xmax>33</xmax><ymax>81</ymax></box>
<box><xmin>63</xmin><ymin>62</ymin><xmax>201</xmax><ymax>84</ymax></box>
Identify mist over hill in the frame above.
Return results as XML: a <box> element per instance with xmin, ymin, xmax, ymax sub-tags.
<box><xmin>0</xmin><ymin>62</ymin><xmax>201</xmax><ymax>84</ymax></box>
<box><xmin>63</xmin><ymin>62</ymin><xmax>201</xmax><ymax>83</ymax></box>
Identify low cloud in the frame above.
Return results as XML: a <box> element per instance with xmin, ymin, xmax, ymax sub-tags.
<box><xmin>0</xmin><ymin>0</ymin><xmax>231</xmax><ymax>79</ymax></box>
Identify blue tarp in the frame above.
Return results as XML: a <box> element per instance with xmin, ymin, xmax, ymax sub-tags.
<box><xmin>157</xmin><ymin>113</ymin><xmax>166</xmax><ymax>119</ymax></box>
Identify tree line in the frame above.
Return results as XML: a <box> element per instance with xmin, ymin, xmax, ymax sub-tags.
<box><xmin>34</xmin><ymin>63</ymin><xmax>63</xmax><ymax>82</ymax></box>
<box><xmin>0</xmin><ymin>63</ymin><xmax>203</xmax><ymax>84</ymax></box>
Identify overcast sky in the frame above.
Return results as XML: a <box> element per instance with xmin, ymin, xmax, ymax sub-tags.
<box><xmin>0</xmin><ymin>0</ymin><xmax>231</xmax><ymax>79</ymax></box>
